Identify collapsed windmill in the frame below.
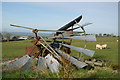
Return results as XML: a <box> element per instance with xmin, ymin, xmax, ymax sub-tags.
<box><xmin>2</xmin><ymin>16</ymin><xmax>99</xmax><ymax>73</ymax></box>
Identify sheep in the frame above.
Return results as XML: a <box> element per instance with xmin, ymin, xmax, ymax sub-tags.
<box><xmin>101</xmin><ymin>44</ymin><xmax>107</xmax><ymax>49</ymax></box>
<box><xmin>96</xmin><ymin>44</ymin><xmax>107</xmax><ymax>49</ymax></box>
<box><xmin>117</xmin><ymin>40</ymin><xmax>118</xmax><ymax>42</ymax></box>
<box><xmin>96</xmin><ymin>44</ymin><xmax>103</xmax><ymax>49</ymax></box>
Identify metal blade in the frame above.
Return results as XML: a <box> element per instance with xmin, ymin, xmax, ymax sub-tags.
<box><xmin>55</xmin><ymin>49</ymin><xmax>87</xmax><ymax>68</ymax></box>
<box><xmin>45</xmin><ymin>54</ymin><xmax>61</xmax><ymax>73</ymax></box>
<box><xmin>21</xmin><ymin>56</ymin><xmax>38</xmax><ymax>71</ymax></box>
<box><xmin>5</xmin><ymin>55</ymin><xmax>30</xmax><ymax>70</ymax></box>
<box><xmin>36</xmin><ymin>57</ymin><xmax>48</xmax><ymax>71</ymax></box>
<box><xmin>56</xmin><ymin>16</ymin><xmax>82</xmax><ymax>35</ymax></box>
<box><xmin>2</xmin><ymin>59</ymin><xmax>18</xmax><ymax>65</ymax></box>
<box><xmin>65</xmin><ymin>35</ymin><xmax>96</xmax><ymax>41</ymax></box>
<box><xmin>20</xmin><ymin>57</ymin><xmax>33</xmax><ymax>71</ymax></box>
<box><xmin>62</xmin><ymin>44</ymin><xmax>95</xmax><ymax>57</ymax></box>
<box><xmin>58</xmin><ymin>16</ymin><xmax>82</xmax><ymax>31</ymax></box>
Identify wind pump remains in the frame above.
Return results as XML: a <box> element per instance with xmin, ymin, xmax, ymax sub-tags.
<box><xmin>2</xmin><ymin>16</ymin><xmax>103</xmax><ymax>72</ymax></box>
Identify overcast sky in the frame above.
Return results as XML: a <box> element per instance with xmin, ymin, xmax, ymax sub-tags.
<box><xmin>2</xmin><ymin>2</ymin><xmax>118</xmax><ymax>35</ymax></box>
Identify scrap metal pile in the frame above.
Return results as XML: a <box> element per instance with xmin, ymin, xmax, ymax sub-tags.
<box><xmin>2</xmin><ymin>16</ymin><xmax>99</xmax><ymax>73</ymax></box>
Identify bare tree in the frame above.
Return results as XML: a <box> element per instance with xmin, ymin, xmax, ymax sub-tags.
<box><xmin>0</xmin><ymin>33</ymin><xmax>3</xmax><ymax>42</ymax></box>
<box><xmin>5</xmin><ymin>33</ymin><xmax>11</xmax><ymax>42</ymax></box>
<box><xmin>99</xmin><ymin>33</ymin><xmax>102</xmax><ymax>37</ymax></box>
<box><xmin>12</xmin><ymin>36</ymin><xmax>19</xmax><ymax>41</ymax></box>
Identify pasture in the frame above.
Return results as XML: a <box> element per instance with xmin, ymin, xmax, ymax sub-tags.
<box><xmin>2</xmin><ymin>37</ymin><xmax>119</xmax><ymax>78</ymax></box>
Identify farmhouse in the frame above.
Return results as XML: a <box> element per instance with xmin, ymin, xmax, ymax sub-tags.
<box><xmin>18</xmin><ymin>36</ymin><xmax>29</xmax><ymax>40</ymax></box>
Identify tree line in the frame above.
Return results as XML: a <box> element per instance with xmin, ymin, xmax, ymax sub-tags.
<box><xmin>95</xmin><ymin>33</ymin><xmax>117</xmax><ymax>37</ymax></box>
<box><xmin>0</xmin><ymin>33</ymin><xmax>118</xmax><ymax>42</ymax></box>
<box><xmin>0</xmin><ymin>33</ymin><xmax>33</xmax><ymax>42</ymax></box>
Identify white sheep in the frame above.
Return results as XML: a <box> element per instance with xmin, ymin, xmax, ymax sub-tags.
<box><xmin>102</xmin><ymin>44</ymin><xmax>107</xmax><ymax>49</ymax></box>
<box><xmin>117</xmin><ymin>40</ymin><xmax>118</xmax><ymax>42</ymax></box>
<box><xmin>96</xmin><ymin>44</ymin><xmax>103</xmax><ymax>49</ymax></box>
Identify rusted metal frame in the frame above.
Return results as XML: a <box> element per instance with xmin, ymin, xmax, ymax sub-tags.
<box><xmin>38</xmin><ymin>33</ymin><xmax>61</xmax><ymax>58</ymax></box>
<box><xmin>32</xmin><ymin>30</ymin><xmax>42</xmax><ymax>58</ymax></box>
<box><xmin>42</xmin><ymin>48</ymin><xmax>46</xmax><ymax>57</ymax></box>
<box><xmin>36</xmin><ymin>34</ymin><xmax>62</xmax><ymax>63</ymax></box>
<box><xmin>58</xmin><ymin>33</ymin><xmax>64</xmax><ymax>50</ymax></box>
<box><xmin>40</xmin><ymin>42</ymin><xmax>62</xmax><ymax>63</ymax></box>
<box><xmin>32</xmin><ymin>30</ymin><xmax>62</xmax><ymax>62</ymax></box>
<box><xmin>29</xmin><ymin>46</ymin><xmax>38</xmax><ymax>57</ymax></box>
<box><xmin>68</xmin><ymin>26</ymin><xmax>73</xmax><ymax>45</ymax></box>
<box><xmin>85</xmin><ymin>60</ymin><xmax>103</xmax><ymax>66</ymax></box>
<box><xmin>32</xmin><ymin>30</ymin><xmax>50</xmax><ymax>58</ymax></box>
<box><xmin>40</xmin><ymin>42</ymin><xmax>54</xmax><ymax>55</ymax></box>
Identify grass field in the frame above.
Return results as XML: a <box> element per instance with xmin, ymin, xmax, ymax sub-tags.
<box><xmin>2</xmin><ymin>37</ymin><xmax>119</xmax><ymax>78</ymax></box>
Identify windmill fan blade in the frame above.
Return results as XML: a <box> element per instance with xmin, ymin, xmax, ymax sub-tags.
<box><xmin>20</xmin><ymin>57</ymin><xmax>33</xmax><ymax>71</ymax></box>
<box><xmin>65</xmin><ymin>35</ymin><xmax>96</xmax><ymax>41</ymax></box>
<box><xmin>56</xmin><ymin>16</ymin><xmax>82</xmax><ymax>35</ymax></box>
<box><xmin>4</xmin><ymin>55</ymin><xmax>30</xmax><ymax>70</ymax></box>
<box><xmin>62</xmin><ymin>44</ymin><xmax>94</xmax><ymax>57</ymax></box>
<box><xmin>21</xmin><ymin>56</ymin><xmax>38</xmax><ymax>71</ymax></box>
<box><xmin>45</xmin><ymin>54</ymin><xmax>61</xmax><ymax>73</ymax></box>
<box><xmin>58</xmin><ymin>16</ymin><xmax>82</xmax><ymax>31</ymax></box>
<box><xmin>36</xmin><ymin>57</ymin><xmax>48</xmax><ymax>71</ymax></box>
<box><xmin>55</xmin><ymin>49</ymin><xmax>87</xmax><ymax>68</ymax></box>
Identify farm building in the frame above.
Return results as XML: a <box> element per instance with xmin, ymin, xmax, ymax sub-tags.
<box><xmin>18</xmin><ymin>36</ymin><xmax>29</xmax><ymax>40</ymax></box>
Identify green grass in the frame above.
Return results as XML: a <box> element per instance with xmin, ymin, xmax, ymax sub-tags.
<box><xmin>2</xmin><ymin>40</ymin><xmax>33</xmax><ymax>60</ymax></box>
<box><xmin>71</xmin><ymin>37</ymin><xmax>118</xmax><ymax>66</ymax></box>
<box><xmin>2</xmin><ymin>37</ymin><xmax>119</xmax><ymax>78</ymax></box>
